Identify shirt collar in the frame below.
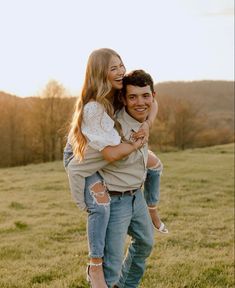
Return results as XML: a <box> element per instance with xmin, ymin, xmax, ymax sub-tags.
<box><xmin>119</xmin><ymin>107</ymin><xmax>143</xmax><ymax>132</ymax></box>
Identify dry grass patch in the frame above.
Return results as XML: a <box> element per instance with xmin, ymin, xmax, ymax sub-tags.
<box><xmin>0</xmin><ymin>144</ymin><xmax>234</xmax><ymax>287</ymax></box>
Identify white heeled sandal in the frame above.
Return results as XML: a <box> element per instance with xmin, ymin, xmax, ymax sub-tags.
<box><xmin>148</xmin><ymin>206</ymin><xmax>169</xmax><ymax>234</ymax></box>
<box><xmin>86</xmin><ymin>262</ymin><xmax>108</xmax><ymax>288</ymax></box>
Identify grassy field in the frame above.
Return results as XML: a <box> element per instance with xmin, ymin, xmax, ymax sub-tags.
<box><xmin>0</xmin><ymin>144</ymin><xmax>234</xmax><ymax>288</ymax></box>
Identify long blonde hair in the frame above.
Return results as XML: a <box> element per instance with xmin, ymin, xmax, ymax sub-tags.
<box><xmin>70</xmin><ymin>48</ymin><xmax>122</xmax><ymax>160</ymax></box>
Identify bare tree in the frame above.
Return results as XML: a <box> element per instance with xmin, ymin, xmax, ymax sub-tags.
<box><xmin>150</xmin><ymin>95</ymin><xmax>204</xmax><ymax>151</ymax></box>
<box><xmin>170</xmin><ymin>99</ymin><xmax>203</xmax><ymax>149</ymax></box>
<box><xmin>38</xmin><ymin>80</ymin><xmax>72</xmax><ymax>161</ymax></box>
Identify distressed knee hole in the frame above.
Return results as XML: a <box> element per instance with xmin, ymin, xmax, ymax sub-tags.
<box><xmin>147</xmin><ymin>152</ymin><xmax>161</xmax><ymax>169</ymax></box>
<box><xmin>89</xmin><ymin>181</ymin><xmax>110</xmax><ymax>205</ymax></box>
<box><xmin>147</xmin><ymin>154</ymin><xmax>163</xmax><ymax>173</ymax></box>
<box><xmin>149</xmin><ymin>160</ymin><xmax>163</xmax><ymax>170</ymax></box>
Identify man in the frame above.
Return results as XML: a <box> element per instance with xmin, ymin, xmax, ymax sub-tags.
<box><xmin>99</xmin><ymin>70</ymin><xmax>155</xmax><ymax>287</ymax></box>
<box><xmin>64</xmin><ymin>70</ymin><xmax>156</xmax><ymax>287</ymax></box>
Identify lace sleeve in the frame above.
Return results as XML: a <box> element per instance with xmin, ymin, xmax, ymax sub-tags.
<box><xmin>81</xmin><ymin>102</ymin><xmax>121</xmax><ymax>151</ymax></box>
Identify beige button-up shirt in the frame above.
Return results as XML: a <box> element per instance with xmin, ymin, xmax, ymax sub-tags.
<box><xmin>100</xmin><ymin>108</ymin><xmax>148</xmax><ymax>192</ymax></box>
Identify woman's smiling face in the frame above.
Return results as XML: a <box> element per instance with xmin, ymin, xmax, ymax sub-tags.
<box><xmin>107</xmin><ymin>55</ymin><xmax>126</xmax><ymax>90</ymax></box>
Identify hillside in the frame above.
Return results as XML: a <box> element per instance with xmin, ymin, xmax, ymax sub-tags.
<box><xmin>1</xmin><ymin>80</ymin><xmax>234</xmax><ymax>114</ymax></box>
<box><xmin>155</xmin><ymin>80</ymin><xmax>234</xmax><ymax>128</ymax></box>
<box><xmin>0</xmin><ymin>144</ymin><xmax>234</xmax><ymax>287</ymax></box>
<box><xmin>155</xmin><ymin>80</ymin><xmax>234</xmax><ymax>113</ymax></box>
<box><xmin>1</xmin><ymin>80</ymin><xmax>234</xmax><ymax>125</ymax></box>
<box><xmin>0</xmin><ymin>80</ymin><xmax>234</xmax><ymax>167</ymax></box>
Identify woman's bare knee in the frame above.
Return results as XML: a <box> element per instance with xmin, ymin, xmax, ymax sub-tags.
<box><xmin>89</xmin><ymin>181</ymin><xmax>110</xmax><ymax>205</ymax></box>
<box><xmin>147</xmin><ymin>150</ymin><xmax>161</xmax><ymax>169</ymax></box>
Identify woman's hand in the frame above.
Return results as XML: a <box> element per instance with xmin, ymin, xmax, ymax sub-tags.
<box><xmin>132</xmin><ymin>137</ymin><xmax>146</xmax><ymax>151</ymax></box>
<box><xmin>131</xmin><ymin>120</ymin><xmax>150</xmax><ymax>144</ymax></box>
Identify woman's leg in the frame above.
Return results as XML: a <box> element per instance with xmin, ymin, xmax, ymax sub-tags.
<box><xmin>85</xmin><ymin>172</ymin><xmax>110</xmax><ymax>287</ymax></box>
<box><xmin>144</xmin><ymin>150</ymin><xmax>168</xmax><ymax>233</ymax></box>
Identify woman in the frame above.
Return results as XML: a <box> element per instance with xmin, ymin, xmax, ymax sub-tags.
<box><xmin>64</xmin><ymin>48</ymin><xmax>167</xmax><ymax>288</ymax></box>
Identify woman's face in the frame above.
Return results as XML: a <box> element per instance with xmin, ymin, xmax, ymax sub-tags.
<box><xmin>107</xmin><ymin>55</ymin><xmax>126</xmax><ymax>90</ymax></box>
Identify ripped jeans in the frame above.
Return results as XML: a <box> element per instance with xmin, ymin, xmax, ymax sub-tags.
<box><xmin>84</xmin><ymin>172</ymin><xmax>111</xmax><ymax>258</ymax></box>
<box><xmin>84</xmin><ymin>172</ymin><xmax>154</xmax><ymax>288</ymax></box>
<box><xmin>63</xmin><ymin>143</ymin><xmax>162</xmax><ymax>258</ymax></box>
<box><xmin>83</xmin><ymin>163</ymin><xmax>163</xmax><ymax>259</ymax></box>
<box><xmin>144</xmin><ymin>160</ymin><xmax>163</xmax><ymax>206</ymax></box>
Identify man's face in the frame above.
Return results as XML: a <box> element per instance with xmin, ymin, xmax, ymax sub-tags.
<box><xmin>123</xmin><ymin>85</ymin><xmax>154</xmax><ymax>122</ymax></box>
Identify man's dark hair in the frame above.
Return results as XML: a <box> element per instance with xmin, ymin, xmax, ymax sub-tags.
<box><xmin>122</xmin><ymin>69</ymin><xmax>155</xmax><ymax>96</ymax></box>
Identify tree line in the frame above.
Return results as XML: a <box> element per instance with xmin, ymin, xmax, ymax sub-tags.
<box><xmin>0</xmin><ymin>81</ymin><xmax>74</xmax><ymax>167</ymax></box>
<box><xmin>0</xmin><ymin>80</ymin><xmax>234</xmax><ymax>167</ymax></box>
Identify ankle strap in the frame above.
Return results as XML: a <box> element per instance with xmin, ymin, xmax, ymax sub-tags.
<box><xmin>148</xmin><ymin>206</ymin><xmax>157</xmax><ymax>210</ymax></box>
<box><xmin>88</xmin><ymin>262</ymin><xmax>103</xmax><ymax>267</ymax></box>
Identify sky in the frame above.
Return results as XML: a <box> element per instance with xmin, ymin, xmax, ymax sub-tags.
<box><xmin>0</xmin><ymin>0</ymin><xmax>234</xmax><ymax>97</ymax></box>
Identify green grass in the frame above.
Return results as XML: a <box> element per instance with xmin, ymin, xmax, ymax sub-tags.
<box><xmin>0</xmin><ymin>144</ymin><xmax>234</xmax><ymax>288</ymax></box>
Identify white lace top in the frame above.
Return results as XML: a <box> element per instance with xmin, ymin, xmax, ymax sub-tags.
<box><xmin>81</xmin><ymin>101</ymin><xmax>121</xmax><ymax>151</ymax></box>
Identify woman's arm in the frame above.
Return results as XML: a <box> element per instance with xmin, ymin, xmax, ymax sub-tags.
<box><xmin>146</xmin><ymin>98</ymin><xmax>158</xmax><ymax>128</ymax></box>
<box><xmin>82</xmin><ymin>102</ymin><xmax>145</xmax><ymax>163</ymax></box>
<box><xmin>101</xmin><ymin>138</ymin><xmax>144</xmax><ymax>163</ymax></box>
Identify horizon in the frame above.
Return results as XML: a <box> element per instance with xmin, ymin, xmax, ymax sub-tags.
<box><xmin>1</xmin><ymin>79</ymin><xmax>234</xmax><ymax>99</ymax></box>
<box><xmin>0</xmin><ymin>0</ymin><xmax>234</xmax><ymax>97</ymax></box>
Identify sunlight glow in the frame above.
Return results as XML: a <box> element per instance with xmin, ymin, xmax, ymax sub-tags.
<box><xmin>0</xmin><ymin>0</ymin><xmax>233</xmax><ymax>97</ymax></box>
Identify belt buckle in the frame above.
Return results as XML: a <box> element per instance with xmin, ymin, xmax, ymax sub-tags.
<box><xmin>129</xmin><ymin>189</ymin><xmax>135</xmax><ymax>196</ymax></box>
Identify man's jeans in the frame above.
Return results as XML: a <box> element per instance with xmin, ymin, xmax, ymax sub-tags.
<box><xmin>103</xmin><ymin>188</ymin><xmax>154</xmax><ymax>288</ymax></box>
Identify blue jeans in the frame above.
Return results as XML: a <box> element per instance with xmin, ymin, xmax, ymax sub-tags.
<box><xmin>63</xmin><ymin>144</ymin><xmax>158</xmax><ymax>269</ymax></box>
<box><xmin>84</xmin><ymin>172</ymin><xmax>110</xmax><ymax>258</ymax></box>
<box><xmin>103</xmin><ymin>188</ymin><xmax>154</xmax><ymax>288</ymax></box>
<box><xmin>144</xmin><ymin>162</ymin><xmax>163</xmax><ymax>206</ymax></box>
<box><xmin>63</xmin><ymin>142</ymin><xmax>74</xmax><ymax>169</ymax></box>
<box><xmin>83</xmin><ymin>168</ymin><xmax>161</xmax><ymax>260</ymax></box>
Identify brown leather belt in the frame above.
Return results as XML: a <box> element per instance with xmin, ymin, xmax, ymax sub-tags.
<box><xmin>108</xmin><ymin>189</ymin><xmax>138</xmax><ymax>197</ymax></box>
